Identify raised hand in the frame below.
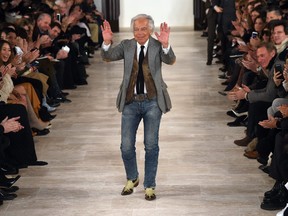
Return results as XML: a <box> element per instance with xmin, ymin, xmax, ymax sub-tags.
<box><xmin>155</xmin><ymin>22</ymin><xmax>170</xmax><ymax>48</ymax></box>
<box><xmin>101</xmin><ymin>20</ymin><xmax>113</xmax><ymax>45</ymax></box>
<box><xmin>214</xmin><ymin>5</ymin><xmax>223</xmax><ymax>13</ymax></box>
<box><xmin>11</xmin><ymin>54</ymin><xmax>22</xmax><ymax>67</ymax></box>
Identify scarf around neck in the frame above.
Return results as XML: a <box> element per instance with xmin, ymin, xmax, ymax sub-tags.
<box><xmin>275</xmin><ymin>38</ymin><xmax>288</xmax><ymax>53</ymax></box>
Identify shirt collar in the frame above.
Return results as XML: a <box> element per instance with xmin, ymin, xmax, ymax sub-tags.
<box><xmin>137</xmin><ymin>40</ymin><xmax>149</xmax><ymax>49</ymax></box>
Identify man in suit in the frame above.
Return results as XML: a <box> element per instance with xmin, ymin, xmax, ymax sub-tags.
<box><xmin>205</xmin><ymin>0</ymin><xmax>221</xmax><ymax>65</ymax></box>
<box><xmin>218</xmin><ymin>0</ymin><xmax>236</xmax><ymax>68</ymax></box>
<box><xmin>32</xmin><ymin>13</ymin><xmax>71</xmax><ymax>103</ymax></box>
<box><xmin>101</xmin><ymin>14</ymin><xmax>176</xmax><ymax>201</ymax></box>
<box><xmin>229</xmin><ymin>21</ymin><xmax>288</xmax><ymax>149</ymax></box>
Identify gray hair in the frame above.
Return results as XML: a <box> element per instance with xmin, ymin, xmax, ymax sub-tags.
<box><xmin>37</xmin><ymin>13</ymin><xmax>51</xmax><ymax>22</ymax></box>
<box><xmin>130</xmin><ymin>14</ymin><xmax>155</xmax><ymax>32</ymax></box>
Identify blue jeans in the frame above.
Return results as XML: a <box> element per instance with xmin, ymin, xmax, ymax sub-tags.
<box><xmin>121</xmin><ymin>98</ymin><xmax>162</xmax><ymax>189</ymax></box>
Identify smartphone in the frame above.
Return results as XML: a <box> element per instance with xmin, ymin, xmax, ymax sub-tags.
<box><xmin>56</xmin><ymin>13</ymin><xmax>61</xmax><ymax>22</ymax></box>
<box><xmin>275</xmin><ymin>64</ymin><xmax>284</xmax><ymax>79</ymax></box>
<box><xmin>251</xmin><ymin>31</ymin><xmax>258</xmax><ymax>39</ymax></box>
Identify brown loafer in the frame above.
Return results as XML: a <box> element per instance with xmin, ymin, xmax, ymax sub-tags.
<box><xmin>244</xmin><ymin>150</ymin><xmax>258</xmax><ymax>159</ymax></box>
<box><xmin>234</xmin><ymin>136</ymin><xmax>253</xmax><ymax>146</ymax></box>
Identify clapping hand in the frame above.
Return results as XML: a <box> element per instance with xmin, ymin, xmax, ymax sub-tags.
<box><xmin>258</xmin><ymin>116</ymin><xmax>277</xmax><ymax>129</ymax></box>
<box><xmin>1</xmin><ymin>116</ymin><xmax>24</xmax><ymax>133</ymax></box>
<box><xmin>5</xmin><ymin>64</ymin><xmax>17</xmax><ymax>78</ymax></box>
<box><xmin>278</xmin><ymin>104</ymin><xmax>288</xmax><ymax>118</ymax></box>
<box><xmin>227</xmin><ymin>84</ymin><xmax>250</xmax><ymax>101</ymax></box>
<box><xmin>0</xmin><ymin>65</ymin><xmax>7</xmax><ymax>77</ymax></box>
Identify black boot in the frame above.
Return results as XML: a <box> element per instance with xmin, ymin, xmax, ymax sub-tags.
<box><xmin>261</xmin><ymin>182</ymin><xmax>288</xmax><ymax>211</ymax></box>
<box><xmin>0</xmin><ymin>189</ymin><xmax>17</xmax><ymax>201</ymax></box>
<box><xmin>0</xmin><ymin>163</ymin><xmax>19</xmax><ymax>175</ymax></box>
<box><xmin>39</xmin><ymin>106</ymin><xmax>57</xmax><ymax>121</ymax></box>
<box><xmin>0</xmin><ymin>175</ymin><xmax>21</xmax><ymax>189</ymax></box>
<box><xmin>233</xmin><ymin>99</ymin><xmax>249</xmax><ymax>113</ymax></box>
<box><xmin>227</xmin><ymin>115</ymin><xmax>247</xmax><ymax>127</ymax></box>
<box><xmin>264</xmin><ymin>181</ymin><xmax>282</xmax><ymax>199</ymax></box>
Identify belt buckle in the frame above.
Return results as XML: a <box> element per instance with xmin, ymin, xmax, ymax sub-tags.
<box><xmin>134</xmin><ymin>94</ymin><xmax>147</xmax><ymax>102</ymax></box>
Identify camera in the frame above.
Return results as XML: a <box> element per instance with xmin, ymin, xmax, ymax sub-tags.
<box><xmin>56</xmin><ymin>13</ymin><xmax>61</xmax><ymax>22</ymax></box>
<box><xmin>251</xmin><ymin>31</ymin><xmax>258</xmax><ymax>39</ymax></box>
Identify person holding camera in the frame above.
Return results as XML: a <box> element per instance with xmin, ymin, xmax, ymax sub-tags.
<box><xmin>227</xmin><ymin>20</ymin><xmax>288</xmax><ymax>148</ymax></box>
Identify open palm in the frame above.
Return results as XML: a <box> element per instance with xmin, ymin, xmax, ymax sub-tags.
<box><xmin>155</xmin><ymin>22</ymin><xmax>170</xmax><ymax>48</ymax></box>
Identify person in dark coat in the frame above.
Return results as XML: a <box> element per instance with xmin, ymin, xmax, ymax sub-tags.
<box><xmin>0</xmin><ymin>103</ymin><xmax>47</xmax><ymax>168</ymax></box>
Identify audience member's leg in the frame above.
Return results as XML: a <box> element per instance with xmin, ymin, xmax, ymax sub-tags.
<box><xmin>0</xmin><ymin>104</ymin><xmax>38</xmax><ymax>167</ymax></box>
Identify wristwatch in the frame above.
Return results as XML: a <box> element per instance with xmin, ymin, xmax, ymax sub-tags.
<box><xmin>245</xmin><ymin>92</ymin><xmax>249</xmax><ymax>101</ymax></box>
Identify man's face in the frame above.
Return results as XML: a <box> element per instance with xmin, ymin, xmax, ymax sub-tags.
<box><xmin>266</xmin><ymin>11</ymin><xmax>282</xmax><ymax>23</ymax></box>
<box><xmin>257</xmin><ymin>46</ymin><xmax>275</xmax><ymax>68</ymax></box>
<box><xmin>272</xmin><ymin>25</ymin><xmax>288</xmax><ymax>45</ymax></box>
<box><xmin>133</xmin><ymin>18</ymin><xmax>152</xmax><ymax>45</ymax></box>
<box><xmin>49</xmin><ymin>26</ymin><xmax>61</xmax><ymax>39</ymax></box>
<box><xmin>57</xmin><ymin>2</ymin><xmax>67</xmax><ymax>15</ymax></box>
<box><xmin>6</xmin><ymin>32</ymin><xmax>17</xmax><ymax>47</ymax></box>
<box><xmin>71</xmin><ymin>5</ymin><xmax>83</xmax><ymax>20</ymax></box>
<box><xmin>38</xmin><ymin>15</ymin><xmax>51</xmax><ymax>32</ymax></box>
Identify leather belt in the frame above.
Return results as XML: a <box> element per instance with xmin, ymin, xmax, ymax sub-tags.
<box><xmin>133</xmin><ymin>94</ymin><xmax>148</xmax><ymax>102</ymax></box>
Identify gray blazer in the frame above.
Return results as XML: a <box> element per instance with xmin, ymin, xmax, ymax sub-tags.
<box><xmin>101</xmin><ymin>36</ymin><xmax>176</xmax><ymax>113</ymax></box>
<box><xmin>247</xmin><ymin>67</ymin><xmax>278</xmax><ymax>103</ymax></box>
<box><xmin>247</xmin><ymin>55</ymin><xmax>285</xmax><ymax>103</ymax></box>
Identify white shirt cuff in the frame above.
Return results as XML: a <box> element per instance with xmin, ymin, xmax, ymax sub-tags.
<box><xmin>162</xmin><ymin>44</ymin><xmax>170</xmax><ymax>54</ymax></box>
<box><xmin>102</xmin><ymin>43</ymin><xmax>111</xmax><ymax>51</ymax></box>
<box><xmin>283</xmin><ymin>80</ymin><xmax>288</xmax><ymax>91</ymax></box>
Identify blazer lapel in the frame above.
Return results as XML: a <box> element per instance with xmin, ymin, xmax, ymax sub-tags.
<box><xmin>147</xmin><ymin>38</ymin><xmax>158</xmax><ymax>77</ymax></box>
<box><xmin>124</xmin><ymin>40</ymin><xmax>137</xmax><ymax>83</ymax></box>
